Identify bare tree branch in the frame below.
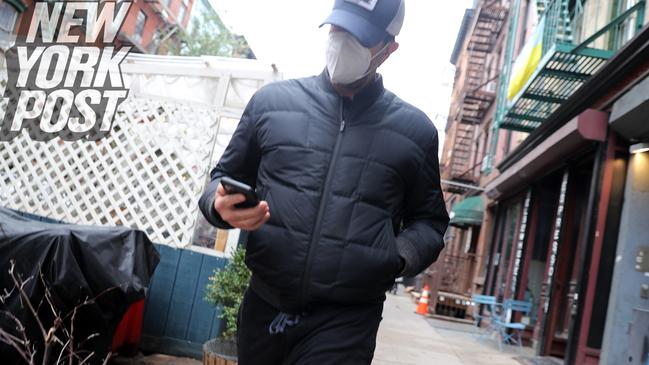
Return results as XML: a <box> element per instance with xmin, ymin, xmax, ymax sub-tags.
<box><xmin>76</xmin><ymin>333</ymin><xmax>99</xmax><ymax>349</ymax></box>
<box><xmin>2</xmin><ymin>261</ymin><xmax>121</xmax><ymax>365</ymax></box>
<box><xmin>1</xmin><ymin>286</ymin><xmax>15</xmax><ymax>304</ymax></box>
<box><xmin>78</xmin><ymin>350</ymin><xmax>95</xmax><ymax>365</ymax></box>
<box><xmin>56</xmin><ymin>338</ymin><xmax>71</xmax><ymax>365</ymax></box>
<box><xmin>0</xmin><ymin>310</ymin><xmax>34</xmax><ymax>364</ymax></box>
<box><xmin>8</xmin><ymin>261</ymin><xmax>47</xmax><ymax>340</ymax></box>
<box><xmin>68</xmin><ymin>306</ymin><xmax>77</xmax><ymax>365</ymax></box>
<box><xmin>0</xmin><ymin>328</ymin><xmax>33</xmax><ymax>364</ymax></box>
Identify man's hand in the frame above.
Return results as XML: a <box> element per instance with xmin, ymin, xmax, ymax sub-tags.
<box><xmin>214</xmin><ymin>184</ymin><xmax>270</xmax><ymax>231</ymax></box>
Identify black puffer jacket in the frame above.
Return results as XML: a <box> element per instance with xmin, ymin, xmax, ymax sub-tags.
<box><xmin>199</xmin><ymin>71</ymin><xmax>449</xmax><ymax>311</ymax></box>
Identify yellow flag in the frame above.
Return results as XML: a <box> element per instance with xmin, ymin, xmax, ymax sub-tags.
<box><xmin>508</xmin><ymin>22</ymin><xmax>544</xmax><ymax>101</ymax></box>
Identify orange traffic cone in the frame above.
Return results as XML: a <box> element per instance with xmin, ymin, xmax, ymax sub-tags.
<box><xmin>416</xmin><ymin>285</ymin><xmax>430</xmax><ymax>315</ymax></box>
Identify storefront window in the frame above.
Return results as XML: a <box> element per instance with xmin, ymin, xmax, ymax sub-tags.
<box><xmin>486</xmin><ymin>197</ymin><xmax>524</xmax><ymax>301</ymax></box>
<box><xmin>524</xmin><ymin>178</ymin><xmax>561</xmax><ymax>327</ymax></box>
<box><xmin>497</xmin><ymin>201</ymin><xmax>522</xmax><ymax>298</ymax></box>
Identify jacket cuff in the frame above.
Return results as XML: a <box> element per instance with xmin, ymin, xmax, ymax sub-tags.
<box><xmin>199</xmin><ymin>177</ymin><xmax>237</xmax><ymax>230</ymax></box>
<box><xmin>210</xmin><ymin>197</ymin><xmax>235</xmax><ymax>230</ymax></box>
<box><xmin>396</xmin><ymin>236</ymin><xmax>420</xmax><ymax>277</ymax></box>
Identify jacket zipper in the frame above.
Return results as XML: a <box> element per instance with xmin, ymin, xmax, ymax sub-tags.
<box><xmin>300</xmin><ymin>99</ymin><xmax>346</xmax><ymax>307</ymax></box>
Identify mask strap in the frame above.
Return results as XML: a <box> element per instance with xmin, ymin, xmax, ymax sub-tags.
<box><xmin>356</xmin><ymin>42</ymin><xmax>391</xmax><ymax>81</ymax></box>
<box><xmin>370</xmin><ymin>42</ymin><xmax>391</xmax><ymax>64</ymax></box>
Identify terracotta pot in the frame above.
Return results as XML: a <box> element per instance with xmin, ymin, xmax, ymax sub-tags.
<box><xmin>203</xmin><ymin>338</ymin><xmax>237</xmax><ymax>365</ymax></box>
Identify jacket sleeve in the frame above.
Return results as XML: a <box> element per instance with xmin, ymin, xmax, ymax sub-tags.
<box><xmin>395</xmin><ymin>130</ymin><xmax>449</xmax><ymax>277</ymax></box>
<box><xmin>198</xmin><ymin>95</ymin><xmax>262</xmax><ymax>229</ymax></box>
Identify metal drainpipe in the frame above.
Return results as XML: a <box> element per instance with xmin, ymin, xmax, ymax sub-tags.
<box><xmin>485</xmin><ymin>0</ymin><xmax>522</xmax><ymax>175</ymax></box>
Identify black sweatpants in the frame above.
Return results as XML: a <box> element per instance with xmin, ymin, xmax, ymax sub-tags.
<box><xmin>237</xmin><ymin>288</ymin><xmax>384</xmax><ymax>365</ymax></box>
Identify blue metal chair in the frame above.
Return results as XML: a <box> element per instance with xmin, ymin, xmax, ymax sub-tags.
<box><xmin>470</xmin><ymin>295</ymin><xmax>501</xmax><ymax>341</ymax></box>
<box><xmin>494</xmin><ymin>299</ymin><xmax>532</xmax><ymax>352</ymax></box>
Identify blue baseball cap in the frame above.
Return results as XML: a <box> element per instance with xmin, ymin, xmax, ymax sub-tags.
<box><xmin>321</xmin><ymin>0</ymin><xmax>405</xmax><ymax>48</ymax></box>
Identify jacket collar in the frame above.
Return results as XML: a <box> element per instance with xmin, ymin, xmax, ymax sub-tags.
<box><xmin>317</xmin><ymin>69</ymin><xmax>385</xmax><ymax>115</ymax></box>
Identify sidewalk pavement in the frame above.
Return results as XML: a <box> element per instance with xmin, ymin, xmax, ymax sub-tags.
<box><xmin>373</xmin><ymin>292</ymin><xmax>532</xmax><ymax>365</ymax></box>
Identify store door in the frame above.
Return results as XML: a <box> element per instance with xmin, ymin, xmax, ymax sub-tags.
<box><xmin>540</xmin><ymin>161</ymin><xmax>594</xmax><ymax>358</ymax></box>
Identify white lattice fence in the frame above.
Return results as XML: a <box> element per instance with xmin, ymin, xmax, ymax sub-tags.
<box><xmin>0</xmin><ymin>53</ymin><xmax>280</xmax><ymax>248</ymax></box>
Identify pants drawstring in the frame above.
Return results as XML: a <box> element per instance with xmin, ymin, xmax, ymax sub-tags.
<box><xmin>268</xmin><ymin>312</ymin><xmax>301</xmax><ymax>335</ymax></box>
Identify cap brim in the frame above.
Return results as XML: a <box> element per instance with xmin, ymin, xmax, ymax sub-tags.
<box><xmin>320</xmin><ymin>9</ymin><xmax>388</xmax><ymax>48</ymax></box>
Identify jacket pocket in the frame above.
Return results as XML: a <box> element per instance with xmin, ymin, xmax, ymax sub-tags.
<box><xmin>383</xmin><ymin>218</ymin><xmax>403</xmax><ymax>277</ymax></box>
<box><xmin>335</xmin><ymin>217</ymin><xmax>402</xmax><ymax>291</ymax></box>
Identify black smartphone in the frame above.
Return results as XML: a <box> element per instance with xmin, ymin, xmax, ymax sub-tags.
<box><xmin>220</xmin><ymin>176</ymin><xmax>260</xmax><ymax>209</ymax></box>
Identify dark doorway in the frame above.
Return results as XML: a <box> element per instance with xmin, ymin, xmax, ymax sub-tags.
<box><xmin>541</xmin><ymin>159</ymin><xmax>595</xmax><ymax>358</ymax></box>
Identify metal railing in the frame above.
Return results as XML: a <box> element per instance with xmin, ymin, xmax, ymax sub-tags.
<box><xmin>542</xmin><ymin>0</ymin><xmax>574</xmax><ymax>53</ymax></box>
<box><xmin>541</xmin><ymin>0</ymin><xmax>646</xmax><ymax>55</ymax></box>
<box><xmin>485</xmin><ymin>0</ymin><xmax>646</xmax><ymax>171</ymax></box>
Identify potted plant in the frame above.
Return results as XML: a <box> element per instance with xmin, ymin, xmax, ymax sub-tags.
<box><xmin>203</xmin><ymin>246</ymin><xmax>251</xmax><ymax>365</ymax></box>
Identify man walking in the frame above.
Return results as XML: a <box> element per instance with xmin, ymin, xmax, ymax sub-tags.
<box><xmin>199</xmin><ymin>0</ymin><xmax>449</xmax><ymax>363</ymax></box>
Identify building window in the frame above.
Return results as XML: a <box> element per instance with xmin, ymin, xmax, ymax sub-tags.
<box><xmin>134</xmin><ymin>10</ymin><xmax>146</xmax><ymax>43</ymax></box>
<box><xmin>0</xmin><ymin>2</ymin><xmax>17</xmax><ymax>49</ymax></box>
<box><xmin>0</xmin><ymin>2</ymin><xmax>17</xmax><ymax>32</ymax></box>
<box><xmin>615</xmin><ymin>0</ymin><xmax>642</xmax><ymax>48</ymax></box>
<box><xmin>178</xmin><ymin>0</ymin><xmax>188</xmax><ymax>25</ymax></box>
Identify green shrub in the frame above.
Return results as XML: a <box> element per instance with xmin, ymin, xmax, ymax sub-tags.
<box><xmin>205</xmin><ymin>246</ymin><xmax>251</xmax><ymax>341</ymax></box>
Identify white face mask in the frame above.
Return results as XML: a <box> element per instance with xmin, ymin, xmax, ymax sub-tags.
<box><xmin>325</xmin><ymin>31</ymin><xmax>389</xmax><ymax>85</ymax></box>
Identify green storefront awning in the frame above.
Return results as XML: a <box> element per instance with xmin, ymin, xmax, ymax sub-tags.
<box><xmin>6</xmin><ymin>0</ymin><xmax>27</xmax><ymax>13</ymax></box>
<box><xmin>449</xmin><ymin>196</ymin><xmax>484</xmax><ymax>228</ymax></box>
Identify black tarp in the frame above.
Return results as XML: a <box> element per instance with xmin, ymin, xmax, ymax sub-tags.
<box><xmin>0</xmin><ymin>207</ymin><xmax>159</xmax><ymax>364</ymax></box>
